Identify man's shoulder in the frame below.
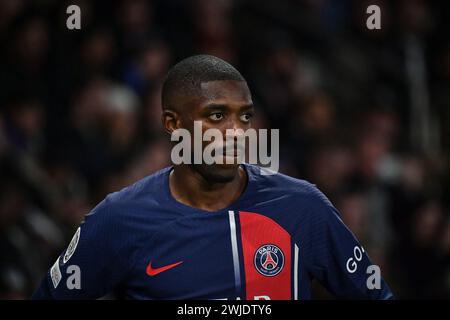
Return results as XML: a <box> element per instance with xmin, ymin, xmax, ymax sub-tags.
<box><xmin>246</xmin><ymin>164</ymin><xmax>329</xmax><ymax>202</ymax></box>
<box><xmin>85</xmin><ymin>167</ymin><xmax>172</xmax><ymax>222</ymax></box>
<box><xmin>74</xmin><ymin>167</ymin><xmax>174</xmax><ymax>255</ymax></box>
<box><xmin>245</xmin><ymin>164</ymin><xmax>336</xmax><ymax>223</ymax></box>
<box><xmin>106</xmin><ymin>166</ymin><xmax>171</xmax><ymax>204</ymax></box>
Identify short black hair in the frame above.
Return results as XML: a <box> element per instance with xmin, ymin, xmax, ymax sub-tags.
<box><xmin>161</xmin><ymin>54</ymin><xmax>246</xmax><ymax>110</ymax></box>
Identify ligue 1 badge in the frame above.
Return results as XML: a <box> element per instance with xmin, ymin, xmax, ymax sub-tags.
<box><xmin>254</xmin><ymin>244</ymin><xmax>285</xmax><ymax>277</ymax></box>
<box><xmin>63</xmin><ymin>227</ymin><xmax>81</xmax><ymax>264</ymax></box>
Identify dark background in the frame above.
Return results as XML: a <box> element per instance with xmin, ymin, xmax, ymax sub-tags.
<box><xmin>0</xmin><ymin>0</ymin><xmax>449</xmax><ymax>299</ymax></box>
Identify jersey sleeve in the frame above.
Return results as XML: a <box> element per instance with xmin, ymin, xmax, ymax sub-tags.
<box><xmin>32</xmin><ymin>196</ymin><xmax>131</xmax><ymax>299</ymax></box>
<box><xmin>302</xmin><ymin>184</ymin><xmax>394</xmax><ymax>299</ymax></box>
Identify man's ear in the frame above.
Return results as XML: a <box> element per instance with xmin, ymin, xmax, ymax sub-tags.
<box><xmin>161</xmin><ymin>109</ymin><xmax>181</xmax><ymax>135</ymax></box>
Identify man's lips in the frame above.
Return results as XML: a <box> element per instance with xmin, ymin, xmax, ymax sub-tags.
<box><xmin>216</xmin><ymin>144</ymin><xmax>246</xmax><ymax>157</ymax></box>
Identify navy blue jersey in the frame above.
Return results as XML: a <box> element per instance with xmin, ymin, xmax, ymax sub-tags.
<box><xmin>32</xmin><ymin>164</ymin><xmax>393</xmax><ymax>300</ymax></box>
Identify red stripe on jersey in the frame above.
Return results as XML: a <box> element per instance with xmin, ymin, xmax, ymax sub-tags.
<box><xmin>239</xmin><ymin>211</ymin><xmax>291</xmax><ymax>300</ymax></box>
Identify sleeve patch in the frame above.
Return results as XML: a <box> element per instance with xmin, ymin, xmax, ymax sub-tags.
<box><xmin>50</xmin><ymin>258</ymin><xmax>62</xmax><ymax>288</ymax></box>
<box><xmin>63</xmin><ymin>227</ymin><xmax>81</xmax><ymax>264</ymax></box>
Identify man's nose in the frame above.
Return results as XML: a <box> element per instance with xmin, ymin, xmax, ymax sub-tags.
<box><xmin>222</xmin><ymin>121</ymin><xmax>245</xmax><ymax>143</ymax></box>
<box><xmin>230</xmin><ymin>115</ymin><xmax>247</xmax><ymax>131</ymax></box>
<box><xmin>223</xmin><ymin>119</ymin><xmax>241</xmax><ymax>134</ymax></box>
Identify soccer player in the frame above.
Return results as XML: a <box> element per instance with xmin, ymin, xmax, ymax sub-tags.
<box><xmin>33</xmin><ymin>55</ymin><xmax>393</xmax><ymax>300</ymax></box>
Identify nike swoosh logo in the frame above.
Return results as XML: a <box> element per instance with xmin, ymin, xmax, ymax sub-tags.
<box><xmin>146</xmin><ymin>261</ymin><xmax>183</xmax><ymax>276</ymax></box>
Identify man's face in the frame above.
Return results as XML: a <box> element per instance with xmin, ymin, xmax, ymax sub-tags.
<box><xmin>180</xmin><ymin>80</ymin><xmax>254</xmax><ymax>183</ymax></box>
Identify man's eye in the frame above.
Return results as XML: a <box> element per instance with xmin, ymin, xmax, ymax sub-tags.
<box><xmin>240</xmin><ymin>113</ymin><xmax>253</xmax><ymax>123</ymax></box>
<box><xmin>209</xmin><ymin>113</ymin><xmax>224</xmax><ymax>121</ymax></box>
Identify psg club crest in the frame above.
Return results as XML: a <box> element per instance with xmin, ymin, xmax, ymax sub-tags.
<box><xmin>254</xmin><ymin>244</ymin><xmax>284</xmax><ymax>277</ymax></box>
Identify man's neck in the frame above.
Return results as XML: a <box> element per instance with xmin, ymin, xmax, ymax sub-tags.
<box><xmin>169</xmin><ymin>165</ymin><xmax>247</xmax><ymax>212</ymax></box>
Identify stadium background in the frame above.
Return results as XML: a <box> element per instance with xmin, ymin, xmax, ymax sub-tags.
<box><xmin>0</xmin><ymin>0</ymin><xmax>449</xmax><ymax>299</ymax></box>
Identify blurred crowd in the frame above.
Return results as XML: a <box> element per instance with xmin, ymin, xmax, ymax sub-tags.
<box><xmin>0</xmin><ymin>0</ymin><xmax>449</xmax><ymax>299</ymax></box>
